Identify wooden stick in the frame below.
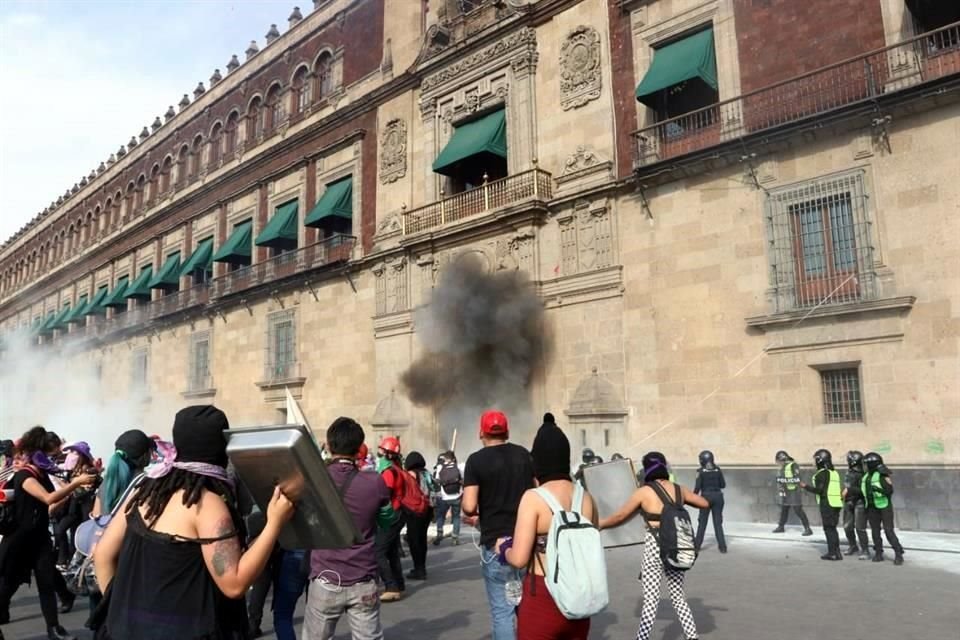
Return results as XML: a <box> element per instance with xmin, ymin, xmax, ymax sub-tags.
<box><xmin>450</xmin><ymin>428</ymin><xmax>458</xmax><ymax>453</ymax></box>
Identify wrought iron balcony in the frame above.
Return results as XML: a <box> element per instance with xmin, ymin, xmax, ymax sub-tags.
<box><xmin>633</xmin><ymin>22</ymin><xmax>960</xmax><ymax>167</ymax></box>
<box><xmin>208</xmin><ymin>233</ymin><xmax>355</xmax><ymax>300</ymax></box>
<box><xmin>150</xmin><ymin>283</ymin><xmax>211</xmax><ymax>320</ymax></box>
<box><xmin>402</xmin><ymin>168</ymin><xmax>553</xmax><ymax>235</ymax></box>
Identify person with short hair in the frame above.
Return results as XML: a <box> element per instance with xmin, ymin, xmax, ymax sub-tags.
<box><xmin>433</xmin><ymin>451</ymin><xmax>463</xmax><ymax>546</ymax></box>
<box><xmin>93</xmin><ymin>406</ymin><xmax>295</xmax><ymax>639</ymax></box>
<box><xmin>462</xmin><ymin>410</ymin><xmax>534</xmax><ymax>640</ymax></box>
<box><xmin>304</xmin><ymin>417</ymin><xmax>393</xmax><ymax>640</ymax></box>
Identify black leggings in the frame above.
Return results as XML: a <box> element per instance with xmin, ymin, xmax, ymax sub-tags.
<box><xmin>375</xmin><ymin>512</ymin><xmax>406</xmax><ymax>591</ymax></box>
<box><xmin>778</xmin><ymin>504</ymin><xmax>810</xmax><ymax>528</ymax></box>
<box><xmin>842</xmin><ymin>500</ymin><xmax>869</xmax><ymax>550</ymax></box>
<box><xmin>820</xmin><ymin>504</ymin><xmax>841</xmax><ymax>555</ymax></box>
<box><xmin>404</xmin><ymin>510</ymin><xmax>431</xmax><ymax>575</ymax></box>
<box><xmin>0</xmin><ymin>543</ymin><xmax>72</xmax><ymax>628</ymax></box>
<box><xmin>54</xmin><ymin>513</ymin><xmax>81</xmax><ymax>565</ymax></box>
<box><xmin>866</xmin><ymin>506</ymin><xmax>903</xmax><ymax>555</ymax></box>
<box><xmin>695</xmin><ymin>491</ymin><xmax>726</xmax><ymax>551</ymax></box>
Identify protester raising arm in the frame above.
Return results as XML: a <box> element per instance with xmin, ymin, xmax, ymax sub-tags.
<box><xmin>600</xmin><ymin>483</ymin><xmax>707</xmax><ymax>530</ymax></box>
<box><xmin>21</xmin><ymin>471</ymin><xmax>95</xmax><ymax>506</ymax></box>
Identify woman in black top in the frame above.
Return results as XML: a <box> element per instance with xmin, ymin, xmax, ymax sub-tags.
<box><xmin>0</xmin><ymin>426</ymin><xmax>96</xmax><ymax>640</ymax></box>
<box><xmin>93</xmin><ymin>405</ymin><xmax>294</xmax><ymax>640</ymax></box>
<box><xmin>693</xmin><ymin>450</ymin><xmax>727</xmax><ymax>553</ymax></box>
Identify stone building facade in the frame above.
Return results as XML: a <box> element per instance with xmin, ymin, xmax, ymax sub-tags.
<box><xmin>1</xmin><ymin>0</ymin><xmax>958</xmax><ymax>531</ymax></box>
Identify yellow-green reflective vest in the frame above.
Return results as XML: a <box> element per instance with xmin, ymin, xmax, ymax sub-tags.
<box><xmin>781</xmin><ymin>463</ymin><xmax>798</xmax><ymax>491</ymax></box>
<box><xmin>669</xmin><ymin>472</ymin><xmax>676</xmax><ymax>483</ymax></box>
<box><xmin>861</xmin><ymin>471</ymin><xmax>889</xmax><ymax>509</ymax></box>
<box><xmin>813</xmin><ymin>469</ymin><xmax>842</xmax><ymax>507</ymax></box>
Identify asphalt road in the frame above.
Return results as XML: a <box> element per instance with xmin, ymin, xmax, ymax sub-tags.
<box><xmin>3</xmin><ymin>534</ymin><xmax>957</xmax><ymax>640</ymax></box>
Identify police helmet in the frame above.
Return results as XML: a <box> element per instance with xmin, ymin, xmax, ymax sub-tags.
<box><xmin>582</xmin><ymin>448</ymin><xmax>596</xmax><ymax>464</ymax></box>
<box><xmin>863</xmin><ymin>452</ymin><xmax>884</xmax><ymax>472</ymax></box>
<box><xmin>611</xmin><ymin>453</ymin><xmax>624</xmax><ymax>461</ymax></box>
<box><xmin>813</xmin><ymin>449</ymin><xmax>833</xmax><ymax>469</ymax></box>
<box><xmin>698</xmin><ymin>450</ymin><xmax>715</xmax><ymax>469</ymax></box>
<box><xmin>775</xmin><ymin>450</ymin><xmax>791</xmax><ymax>463</ymax></box>
<box><xmin>846</xmin><ymin>450</ymin><xmax>864</xmax><ymax>471</ymax></box>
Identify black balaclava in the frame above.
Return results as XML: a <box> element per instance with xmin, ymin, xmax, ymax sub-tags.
<box><xmin>531</xmin><ymin>421</ymin><xmax>571</xmax><ymax>484</ymax></box>
<box><xmin>404</xmin><ymin>451</ymin><xmax>426</xmax><ymax>471</ymax></box>
<box><xmin>173</xmin><ymin>405</ymin><xmax>230</xmax><ymax>467</ymax></box>
<box><xmin>115</xmin><ymin>429</ymin><xmax>156</xmax><ymax>469</ymax></box>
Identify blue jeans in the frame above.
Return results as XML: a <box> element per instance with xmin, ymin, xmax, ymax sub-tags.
<box><xmin>480</xmin><ymin>547</ymin><xmax>520</xmax><ymax>640</ymax></box>
<box><xmin>435</xmin><ymin>499</ymin><xmax>461</xmax><ymax>537</ymax></box>
<box><xmin>273</xmin><ymin>549</ymin><xmax>307</xmax><ymax>640</ymax></box>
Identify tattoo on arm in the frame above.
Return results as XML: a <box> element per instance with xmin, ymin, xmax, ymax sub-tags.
<box><xmin>210</xmin><ymin>518</ymin><xmax>240</xmax><ymax>578</ymax></box>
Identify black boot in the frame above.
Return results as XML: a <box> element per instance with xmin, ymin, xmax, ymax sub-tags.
<box><xmin>772</xmin><ymin>526</ymin><xmax>785</xmax><ymax>533</ymax></box>
<box><xmin>844</xmin><ymin>545</ymin><xmax>859</xmax><ymax>555</ymax></box>
<box><xmin>872</xmin><ymin>551</ymin><xmax>884</xmax><ymax>562</ymax></box>
<box><xmin>47</xmin><ymin>626</ymin><xmax>77</xmax><ymax>640</ymax></box>
<box><xmin>58</xmin><ymin>591</ymin><xmax>76</xmax><ymax>614</ymax></box>
<box><xmin>801</xmin><ymin>528</ymin><xmax>814</xmax><ymax>536</ymax></box>
<box><xmin>894</xmin><ymin>552</ymin><xmax>904</xmax><ymax>566</ymax></box>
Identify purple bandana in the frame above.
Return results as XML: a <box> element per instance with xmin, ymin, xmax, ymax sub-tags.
<box><xmin>145</xmin><ymin>442</ymin><xmax>233</xmax><ymax>488</ymax></box>
<box><xmin>30</xmin><ymin>451</ymin><xmax>58</xmax><ymax>472</ymax></box>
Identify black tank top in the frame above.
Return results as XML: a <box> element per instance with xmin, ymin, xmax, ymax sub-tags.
<box><xmin>103</xmin><ymin>508</ymin><xmax>249</xmax><ymax>640</ymax></box>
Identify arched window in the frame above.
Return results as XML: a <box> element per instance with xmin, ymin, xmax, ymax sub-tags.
<box><xmin>135</xmin><ymin>175</ymin><xmax>146</xmax><ymax>211</ymax></box>
<box><xmin>293</xmin><ymin>66</ymin><xmax>311</xmax><ymax>114</ymax></box>
<box><xmin>266</xmin><ymin>84</ymin><xmax>284</xmax><ymax>132</ymax></box>
<box><xmin>247</xmin><ymin>97</ymin><xmax>263</xmax><ymax>141</ymax></box>
<box><xmin>102</xmin><ymin>200</ymin><xmax>112</xmax><ymax>232</ymax></box>
<box><xmin>148</xmin><ymin>164</ymin><xmax>161</xmax><ymax>204</ymax></box>
<box><xmin>225</xmin><ymin>111</ymin><xmax>239</xmax><ymax>155</ymax></box>
<box><xmin>189</xmin><ymin>135</ymin><xmax>203</xmax><ymax>179</ymax></box>
<box><xmin>176</xmin><ymin>145</ymin><xmax>189</xmax><ymax>188</ymax></box>
<box><xmin>160</xmin><ymin>157</ymin><xmax>173</xmax><ymax>193</ymax></box>
<box><xmin>316</xmin><ymin>52</ymin><xmax>333</xmax><ymax>98</ymax></box>
<box><xmin>209</xmin><ymin>122</ymin><xmax>223</xmax><ymax>167</ymax></box>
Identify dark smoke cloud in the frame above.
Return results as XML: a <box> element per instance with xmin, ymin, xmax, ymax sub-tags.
<box><xmin>401</xmin><ymin>254</ymin><xmax>552</xmax><ymax>419</ymax></box>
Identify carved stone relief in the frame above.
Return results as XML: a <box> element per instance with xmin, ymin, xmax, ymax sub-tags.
<box><xmin>421</xmin><ymin>27</ymin><xmax>537</xmax><ymax>93</ymax></box>
<box><xmin>379</xmin><ymin>119</ymin><xmax>407</xmax><ymax>184</ymax></box>
<box><xmin>493</xmin><ymin>231</ymin><xmax>535</xmax><ymax>274</ymax></box>
<box><xmin>560</xmin><ymin>26</ymin><xmax>601</xmax><ymax>110</ymax></box>
<box><xmin>557</xmin><ymin>199</ymin><xmax>615</xmax><ymax>276</ymax></box>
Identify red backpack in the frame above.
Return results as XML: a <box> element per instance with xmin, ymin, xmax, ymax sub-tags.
<box><xmin>396</xmin><ymin>468</ymin><xmax>429</xmax><ymax>515</ymax></box>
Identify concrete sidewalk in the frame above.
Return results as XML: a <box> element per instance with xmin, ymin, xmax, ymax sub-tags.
<box><xmin>722</xmin><ymin>520</ymin><xmax>960</xmax><ymax>553</ymax></box>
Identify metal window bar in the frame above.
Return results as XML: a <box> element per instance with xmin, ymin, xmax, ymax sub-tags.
<box><xmin>266</xmin><ymin>312</ymin><xmax>297</xmax><ymax>381</ymax></box>
<box><xmin>189</xmin><ymin>333</ymin><xmax>211</xmax><ymax>392</ymax></box>
<box><xmin>131</xmin><ymin>348</ymin><xmax>149</xmax><ymax>391</ymax></box>
<box><xmin>820</xmin><ymin>368</ymin><xmax>863</xmax><ymax>423</ymax></box>
<box><xmin>765</xmin><ymin>172</ymin><xmax>876</xmax><ymax>312</ymax></box>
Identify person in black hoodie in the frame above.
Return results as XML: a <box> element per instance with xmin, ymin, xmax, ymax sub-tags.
<box><xmin>841</xmin><ymin>451</ymin><xmax>869</xmax><ymax>559</ymax></box>
<box><xmin>403</xmin><ymin>451</ymin><xmax>434</xmax><ymax>581</ymax></box>
<box><xmin>693</xmin><ymin>450</ymin><xmax>727</xmax><ymax>553</ymax></box>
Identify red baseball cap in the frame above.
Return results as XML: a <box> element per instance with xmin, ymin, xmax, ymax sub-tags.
<box><xmin>480</xmin><ymin>410</ymin><xmax>509</xmax><ymax>436</ymax></box>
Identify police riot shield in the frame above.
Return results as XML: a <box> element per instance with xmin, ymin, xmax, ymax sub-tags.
<box><xmin>582</xmin><ymin>457</ymin><xmax>647</xmax><ymax>548</ymax></box>
<box><xmin>226</xmin><ymin>424</ymin><xmax>360</xmax><ymax>550</ymax></box>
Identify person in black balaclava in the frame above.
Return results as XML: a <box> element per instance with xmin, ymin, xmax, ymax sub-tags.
<box><xmin>693</xmin><ymin>450</ymin><xmax>727</xmax><ymax>553</ymax></box>
<box><xmin>772</xmin><ymin>451</ymin><xmax>813</xmax><ymax>535</ymax></box>
<box><xmin>800</xmin><ymin>449</ymin><xmax>843</xmax><ymax>560</ymax></box>
<box><xmin>841</xmin><ymin>451</ymin><xmax>870</xmax><ymax>559</ymax></box>
<box><xmin>861</xmin><ymin>452</ymin><xmax>904</xmax><ymax>565</ymax></box>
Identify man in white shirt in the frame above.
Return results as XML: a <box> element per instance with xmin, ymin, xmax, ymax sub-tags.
<box><xmin>432</xmin><ymin>451</ymin><xmax>463</xmax><ymax>546</ymax></box>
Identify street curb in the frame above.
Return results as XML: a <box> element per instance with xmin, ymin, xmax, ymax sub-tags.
<box><xmin>724</xmin><ymin>533</ymin><xmax>960</xmax><ymax>555</ymax></box>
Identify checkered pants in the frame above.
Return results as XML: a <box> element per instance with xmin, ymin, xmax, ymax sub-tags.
<box><xmin>636</xmin><ymin>532</ymin><xmax>698</xmax><ymax>640</ymax></box>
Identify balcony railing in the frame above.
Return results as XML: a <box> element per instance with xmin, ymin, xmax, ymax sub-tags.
<box><xmin>634</xmin><ymin>22</ymin><xmax>960</xmax><ymax>167</ymax></box>
<box><xmin>150</xmin><ymin>283</ymin><xmax>211</xmax><ymax>320</ymax></box>
<box><xmin>402</xmin><ymin>168</ymin><xmax>553</xmax><ymax>235</ymax></box>
<box><xmin>209</xmin><ymin>233</ymin><xmax>355</xmax><ymax>299</ymax></box>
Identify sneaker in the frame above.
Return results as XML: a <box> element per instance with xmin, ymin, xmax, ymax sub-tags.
<box><xmin>801</xmin><ymin>529</ymin><xmax>814</xmax><ymax>536</ymax></box>
<box><xmin>47</xmin><ymin>626</ymin><xmax>77</xmax><ymax>640</ymax></box>
<box><xmin>771</xmin><ymin>526</ymin><xmax>785</xmax><ymax>533</ymax></box>
<box><xmin>58</xmin><ymin>592</ymin><xmax>76</xmax><ymax>614</ymax></box>
<box><xmin>432</xmin><ymin>535</ymin><xmax>444</xmax><ymax>546</ymax></box>
<box><xmin>844</xmin><ymin>546</ymin><xmax>859</xmax><ymax>556</ymax></box>
<box><xmin>406</xmin><ymin>570</ymin><xmax>427</xmax><ymax>581</ymax></box>
<box><xmin>820</xmin><ymin>553</ymin><xmax>841</xmax><ymax>561</ymax></box>
<box><xmin>451</xmin><ymin>535</ymin><xmax>460</xmax><ymax>546</ymax></box>
<box><xmin>858</xmin><ymin>551</ymin><xmax>869</xmax><ymax>561</ymax></box>
<box><xmin>381</xmin><ymin>590</ymin><xmax>403</xmax><ymax>602</ymax></box>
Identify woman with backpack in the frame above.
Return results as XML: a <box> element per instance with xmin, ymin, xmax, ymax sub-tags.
<box><xmin>496</xmin><ymin>417</ymin><xmax>601</xmax><ymax>640</ymax></box>
<box><xmin>0</xmin><ymin>426</ymin><xmax>96</xmax><ymax>640</ymax></box>
<box><xmin>600</xmin><ymin>452</ymin><xmax>709</xmax><ymax>640</ymax></box>
<box><xmin>403</xmin><ymin>451</ymin><xmax>435</xmax><ymax>581</ymax></box>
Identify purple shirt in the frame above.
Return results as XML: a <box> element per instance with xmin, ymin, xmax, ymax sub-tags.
<box><xmin>310</xmin><ymin>461</ymin><xmax>391</xmax><ymax>586</ymax></box>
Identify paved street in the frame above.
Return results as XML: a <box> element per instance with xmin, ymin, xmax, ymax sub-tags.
<box><xmin>4</xmin><ymin>527</ymin><xmax>958</xmax><ymax>640</ymax></box>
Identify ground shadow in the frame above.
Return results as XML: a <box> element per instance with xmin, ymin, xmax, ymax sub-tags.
<box><xmin>384</xmin><ymin>608</ymin><xmax>474</xmax><ymax>639</ymax></box>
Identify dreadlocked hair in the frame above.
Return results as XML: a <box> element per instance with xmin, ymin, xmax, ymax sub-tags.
<box><xmin>126</xmin><ymin>468</ymin><xmax>244</xmax><ymax>537</ymax></box>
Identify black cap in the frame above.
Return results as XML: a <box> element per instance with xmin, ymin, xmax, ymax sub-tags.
<box><xmin>404</xmin><ymin>451</ymin><xmax>426</xmax><ymax>471</ymax></box>
<box><xmin>115</xmin><ymin>429</ymin><xmax>155</xmax><ymax>461</ymax></box>
<box><xmin>173</xmin><ymin>405</ymin><xmax>230</xmax><ymax>467</ymax></box>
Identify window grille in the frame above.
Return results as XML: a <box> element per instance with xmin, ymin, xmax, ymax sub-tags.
<box><xmin>266</xmin><ymin>310</ymin><xmax>297</xmax><ymax>381</ymax></box>
<box><xmin>297</xmin><ymin>83</ymin><xmax>312</xmax><ymax>112</ymax></box>
<box><xmin>820</xmin><ymin>367</ymin><xmax>863</xmax><ymax>423</ymax></box>
<box><xmin>765</xmin><ymin>171</ymin><xmax>876</xmax><ymax>312</ymax></box>
<box><xmin>189</xmin><ymin>331</ymin><xmax>211</xmax><ymax>391</ymax></box>
<box><xmin>131</xmin><ymin>347</ymin><xmax>149</xmax><ymax>393</ymax></box>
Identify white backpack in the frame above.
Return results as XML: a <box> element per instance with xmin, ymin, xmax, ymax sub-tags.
<box><xmin>534</xmin><ymin>483</ymin><xmax>609</xmax><ymax>620</ymax></box>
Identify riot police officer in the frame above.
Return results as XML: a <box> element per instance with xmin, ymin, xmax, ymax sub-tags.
<box><xmin>842</xmin><ymin>451</ymin><xmax>869</xmax><ymax>558</ymax></box>
<box><xmin>861</xmin><ymin>452</ymin><xmax>904</xmax><ymax>565</ymax></box>
<box><xmin>772</xmin><ymin>451</ymin><xmax>813</xmax><ymax>535</ymax></box>
<box><xmin>801</xmin><ymin>449</ymin><xmax>843</xmax><ymax>560</ymax></box>
<box><xmin>693</xmin><ymin>450</ymin><xmax>727</xmax><ymax>553</ymax></box>
<box><xmin>574</xmin><ymin>448</ymin><xmax>602</xmax><ymax>483</ymax></box>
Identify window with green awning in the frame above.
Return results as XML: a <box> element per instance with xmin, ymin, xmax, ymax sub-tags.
<box><xmin>305</xmin><ymin>177</ymin><xmax>353</xmax><ymax>228</ymax></box>
<box><xmin>126</xmin><ymin>266</ymin><xmax>154</xmax><ymax>300</ymax></box>
<box><xmin>179</xmin><ymin>237</ymin><xmax>215</xmax><ymax>279</ymax></box>
<box><xmin>82</xmin><ymin>286</ymin><xmax>110</xmax><ymax>316</ymax></box>
<box><xmin>433</xmin><ymin>108</ymin><xmax>508</xmax><ymax>177</ymax></box>
<box><xmin>64</xmin><ymin>295</ymin><xmax>89</xmax><ymax>324</ymax></box>
<box><xmin>51</xmin><ymin>304</ymin><xmax>72</xmax><ymax>330</ymax></box>
<box><xmin>148</xmin><ymin>252</ymin><xmax>182</xmax><ymax>290</ymax></box>
<box><xmin>103</xmin><ymin>276</ymin><xmax>131</xmax><ymax>308</ymax></box>
<box><xmin>213</xmin><ymin>220</ymin><xmax>253</xmax><ymax>265</ymax></box>
<box><xmin>635</xmin><ymin>27</ymin><xmax>718</xmax><ymax>107</ymax></box>
<box><xmin>255</xmin><ymin>201</ymin><xmax>299</xmax><ymax>249</ymax></box>
<box><xmin>37</xmin><ymin>311</ymin><xmax>57</xmax><ymax>334</ymax></box>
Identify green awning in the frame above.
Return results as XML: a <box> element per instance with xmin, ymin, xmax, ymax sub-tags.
<box><xmin>213</xmin><ymin>221</ymin><xmax>253</xmax><ymax>263</ymax></box>
<box><xmin>37</xmin><ymin>311</ymin><xmax>57</xmax><ymax>334</ymax></box>
<box><xmin>82</xmin><ymin>286</ymin><xmax>110</xmax><ymax>316</ymax></box>
<box><xmin>635</xmin><ymin>28</ymin><xmax>717</xmax><ymax>106</ymax></box>
<box><xmin>125</xmin><ymin>266</ymin><xmax>154</xmax><ymax>300</ymax></box>
<box><xmin>103</xmin><ymin>275</ymin><xmax>130</xmax><ymax>307</ymax></box>
<box><xmin>29</xmin><ymin>316</ymin><xmax>44</xmax><ymax>335</ymax></box>
<box><xmin>179</xmin><ymin>238</ymin><xmax>214</xmax><ymax>277</ymax></box>
<box><xmin>433</xmin><ymin>108</ymin><xmax>507</xmax><ymax>176</ymax></box>
<box><xmin>305</xmin><ymin>177</ymin><xmax>353</xmax><ymax>227</ymax></box>
<box><xmin>255</xmin><ymin>201</ymin><xmax>299</xmax><ymax>248</ymax></box>
<box><xmin>148</xmin><ymin>252</ymin><xmax>182</xmax><ymax>289</ymax></box>
<box><xmin>64</xmin><ymin>295</ymin><xmax>89</xmax><ymax>323</ymax></box>
<box><xmin>51</xmin><ymin>304</ymin><xmax>72</xmax><ymax>330</ymax></box>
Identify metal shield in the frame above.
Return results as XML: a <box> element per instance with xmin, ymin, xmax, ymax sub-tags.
<box><xmin>582</xmin><ymin>458</ymin><xmax>647</xmax><ymax>548</ymax></box>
